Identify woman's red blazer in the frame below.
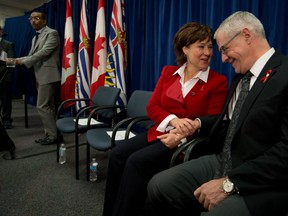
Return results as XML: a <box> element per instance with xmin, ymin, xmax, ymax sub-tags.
<box><xmin>147</xmin><ymin>65</ymin><xmax>228</xmax><ymax>142</ymax></box>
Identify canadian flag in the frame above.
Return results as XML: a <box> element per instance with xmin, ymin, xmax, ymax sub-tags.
<box><xmin>90</xmin><ymin>0</ymin><xmax>107</xmax><ymax>98</ymax></box>
<box><xmin>61</xmin><ymin>0</ymin><xmax>76</xmax><ymax>107</ymax></box>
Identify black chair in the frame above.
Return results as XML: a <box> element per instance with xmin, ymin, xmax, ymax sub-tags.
<box><xmin>56</xmin><ymin>86</ymin><xmax>121</xmax><ymax>179</ymax></box>
<box><xmin>169</xmin><ymin>136</ymin><xmax>209</xmax><ymax>167</ymax></box>
<box><xmin>85</xmin><ymin>90</ymin><xmax>154</xmax><ymax>180</ymax></box>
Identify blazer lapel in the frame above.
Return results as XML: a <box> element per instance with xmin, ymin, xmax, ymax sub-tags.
<box><xmin>166</xmin><ymin>76</ymin><xmax>184</xmax><ymax>103</ymax></box>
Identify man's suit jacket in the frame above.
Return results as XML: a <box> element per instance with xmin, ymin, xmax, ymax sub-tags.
<box><xmin>0</xmin><ymin>39</ymin><xmax>15</xmax><ymax>82</ymax></box>
<box><xmin>20</xmin><ymin>26</ymin><xmax>60</xmax><ymax>85</ymax></box>
<box><xmin>200</xmin><ymin>51</ymin><xmax>288</xmax><ymax>216</ymax></box>
<box><xmin>146</xmin><ymin>65</ymin><xmax>228</xmax><ymax>142</ymax></box>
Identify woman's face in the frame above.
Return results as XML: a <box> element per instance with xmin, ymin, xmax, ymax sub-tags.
<box><xmin>183</xmin><ymin>37</ymin><xmax>213</xmax><ymax>71</ymax></box>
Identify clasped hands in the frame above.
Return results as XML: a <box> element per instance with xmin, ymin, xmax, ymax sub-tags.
<box><xmin>157</xmin><ymin>118</ymin><xmax>200</xmax><ymax>149</ymax></box>
<box><xmin>5</xmin><ymin>58</ymin><xmax>23</xmax><ymax>65</ymax></box>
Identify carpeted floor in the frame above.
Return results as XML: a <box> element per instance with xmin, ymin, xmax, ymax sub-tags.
<box><xmin>0</xmin><ymin>100</ymin><xmax>110</xmax><ymax>216</ymax></box>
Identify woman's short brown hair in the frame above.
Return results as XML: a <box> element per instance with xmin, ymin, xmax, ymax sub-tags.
<box><xmin>173</xmin><ymin>22</ymin><xmax>214</xmax><ymax>65</ymax></box>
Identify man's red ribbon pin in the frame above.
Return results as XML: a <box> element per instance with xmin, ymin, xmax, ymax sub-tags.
<box><xmin>260</xmin><ymin>69</ymin><xmax>272</xmax><ymax>83</ymax></box>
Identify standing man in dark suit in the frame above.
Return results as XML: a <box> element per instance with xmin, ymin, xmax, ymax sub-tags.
<box><xmin>0</xmin><ymin>118</ymin><xmax>15</xmax><ymax>157</ymax></box>
<box><xmin>146</xmin><ymin>11</ymin><xmax>288</xmax><ymax>216</ymax></box>
<box><xmin>16</xmin><ymin>12</ymin><xmax>61</xmax><ymax>145</ymax></box>
<box><xmin>0</xmin><ymin>26</ymin><xmax>15</xmax><ymax>129</ymax></box>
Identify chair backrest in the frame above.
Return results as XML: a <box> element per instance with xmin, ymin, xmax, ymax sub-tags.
<box><xmin>91</xmin><ymin>86</ymin><xmax>121</xmax><ymax>119</ymax></box>
<box><xmin>126</xmin><ymin>90</ymin><xmax>153</xmax><ymax>118</ymax></box>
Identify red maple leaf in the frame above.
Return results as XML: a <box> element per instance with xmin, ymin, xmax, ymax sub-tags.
<box><xmin>93</xmin><ymin>35</ymin><xmax>106</xmax><ymax>69</ymax></box>
<box><xmin>62</xmin><ymin>37</ymin><xmax>74</xmax><ymax>70</ymax></box>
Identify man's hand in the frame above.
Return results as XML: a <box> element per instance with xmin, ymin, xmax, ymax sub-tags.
<box><xmin>169</xmin><ymin>118</ymin><xmax>195</xmax><ymax>131</ymax></box>
<box><xmin>157</xmin><ymin>133</ymin><xmax>181</xmax><ymax>149</ymax></box>
<box><xmin>15</xmin><ymin>59</ymin><xmax>23</xmax><ymax>65</ymax></box>
<box><xmin>170</xmin><ymin>119</ymin><xmax>200</xmax><ymax>141</ymax></box>
<box><xmin>194</xmin><ymin>178</ymin><xmax>228</xmax><ymax>211</ymax></box>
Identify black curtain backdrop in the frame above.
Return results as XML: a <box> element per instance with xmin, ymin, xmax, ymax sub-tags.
<box><xmin>3</xmin><ymin>0</ymin><xmax>288</xmax><ymax>103</ymax></box>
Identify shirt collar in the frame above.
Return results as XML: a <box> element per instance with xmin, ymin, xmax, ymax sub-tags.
<box><xmin>36</xmin><ymin>26</ymin><xmax>47</xmax><ymax>34</ymax></box>
<box><xmin>173</xmin><ymin>63</ymin><xmax>210</xmax><ymax>83</ymax></box>
<box><xmin>250</xmin><ymin>48</ymin><xmax>275</xmax><ymax>78</ymax></box>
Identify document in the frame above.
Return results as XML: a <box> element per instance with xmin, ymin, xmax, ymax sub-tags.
<box><xmin>74</xmin><ymin>118</ymin><xmax>103</xmax><ymax>125</ymax></box>
<box><xmin>106</xmin><ymin>130</ymin><xmax>136</xmax><ymax>140</ymax></box>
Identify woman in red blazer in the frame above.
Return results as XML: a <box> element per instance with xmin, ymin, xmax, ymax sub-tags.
<box><xmin>103</xmin><ymin>22</ymin><xmax>228</xmax><ymax>216</ymax></box>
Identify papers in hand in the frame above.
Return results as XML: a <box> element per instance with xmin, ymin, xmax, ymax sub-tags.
<box><xmin>0</xmin><ymin>51</ymin><xmax>7</xmax><ymax>61</ymax></box>
<box><xmin>74</xmin><ymin>118</ymin><xmax>103</xmax><ymax>125</ymax></box>
<box><xmin>106</xmin><ymin>130</ymin><xmax>136</xmax><ymax>140</ymax></box>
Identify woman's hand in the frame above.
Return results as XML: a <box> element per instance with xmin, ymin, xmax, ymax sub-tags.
<box><xmin>157</xmin><ymin>133</ymin><xmax>181</xmax><ymax>149</ymax></box>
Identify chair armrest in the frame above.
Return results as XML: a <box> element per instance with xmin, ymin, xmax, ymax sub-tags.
<box><xmin>85</xmin><ymin>105</ymin><xmax>125</xmax><ymax>128</ymax></box>
<box><xmin>110</xmin><ymin>117</ymin><xmax>137</xmax><ymax>147</ymax></box>
<box><xmin>109</xmin><ymin>116</ymin><xmax>154</xmax><ymax>147</ymax></box>
<box><xmin>56</xmin><ymin>98</ymin><xmax>91</xmax><ymax>119</ymax></box>
<box><xmin>125</xmin><ymin>116</ymin><xmax>153</xmax><ymax>139</ymax></box>
<box><xmin>183</xmin><ymin>136</ymin><xmax>209</xmax><ymax>162</ymax></box>
<box><xmin>169</xmin><ymin>136</ymin><xmax>209</xmax><ymax>167</ymax></box>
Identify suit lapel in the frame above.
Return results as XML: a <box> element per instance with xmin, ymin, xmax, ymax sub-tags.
<box><xmin>234</xmin><ymin>51</ymin><xmax>281</xmax><ymax>133</ymax></box>
<box><xmin>210</xmin><ymin>74</ymin><xmax>243</xmax><ymax>136</ymax></box>
<box><xmin>32</xmin><ymin>27</ymin><xmax>48</xmax><ymax>52</ymax></box>
<box><xmin>33</xmin><ymin>33</ymin><xmax>42</xmax><ymax>51</ymax></box>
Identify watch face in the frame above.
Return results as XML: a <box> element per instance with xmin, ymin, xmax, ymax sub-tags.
<box><xmin>223</xmin><ymin>179</ymin><xmax>234</xmax><ymax>193</ymax></box>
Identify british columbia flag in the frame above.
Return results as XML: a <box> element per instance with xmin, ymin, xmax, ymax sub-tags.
<box><xmin>106</xmin><ymin>0</ymin><xmax>127</xmax><ymax>106</ymax></box>
<box><xmin>75</xmin><ymin>0</ymin><xmax>91</xmax><ymax>109</ymax></box>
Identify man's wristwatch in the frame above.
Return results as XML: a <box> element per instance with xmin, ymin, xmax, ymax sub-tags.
<box><xmin>222</xmin><ymin>178</ymin><xmax>237</xmax><ymax>194</ymax></box>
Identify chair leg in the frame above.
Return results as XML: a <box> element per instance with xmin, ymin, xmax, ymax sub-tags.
<box><xmin>86</xmin><ymin>143</ymin><xmax>90</xmax><ymax>181</ymax></box>
<box><xmin>75</xmin><ymin>132</ymin><xmax>79</xmax><ymax>180</ymax></box>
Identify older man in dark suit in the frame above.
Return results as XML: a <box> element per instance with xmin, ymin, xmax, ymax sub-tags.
<box><xmin>16</xmin><ymin>12</ymin><xmax>61</xmax><ymax>145</ymax></box>
<box><xmin>146</xmin><ymin>11</ymin><xmax>288</xmax><ymax>216</ymax></box>
<box><xmin>0</xmin><ymin>26</ymin><xmax>15</xmax><ymax>129</ymax></box>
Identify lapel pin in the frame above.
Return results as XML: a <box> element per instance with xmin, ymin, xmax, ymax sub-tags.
<box><xmin>260</xmin><ymin>69</ymin><xmax>272</xmax><ymax>83</ymax></box>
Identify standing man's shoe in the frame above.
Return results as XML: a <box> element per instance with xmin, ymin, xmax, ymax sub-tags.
<box><xmin>3</xmin><ymin>121</ymin><xmax>12</xmax><ymax>129</ymax></box>
<box><xmin>39</xmin><ymin>134</ymin><xmax>57</xmax><ymax>145</ymax></box>
<box><xmin>2</xmin><ymin>144</ymin><xmax>16</xmax><ymax>160</ymax></box>
<box><xmin>35</xmin><ymin>134</ymin><xmax>49</xmax><ymax>143</ymax></box>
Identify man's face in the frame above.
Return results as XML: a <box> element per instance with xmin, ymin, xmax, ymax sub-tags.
<box><xmin>216</xmin><ymin>30</ymin><xmax>250</xmax><ymax>74</ymax></box>
<box><xmin>29</xmin><ymin>12</ymin><xmax>46</xmax><ymax>30</ymax></box>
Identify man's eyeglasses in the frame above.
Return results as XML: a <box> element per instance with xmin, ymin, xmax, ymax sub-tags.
<box><xmin>29</xmin><ymin>17</ymin><xmax>41</xmax><ymax>21</ymax></box>
<box><xmin>219</xmin><ymin>31</ymin><xmax>241</xmax><ymax>55</ymax></box>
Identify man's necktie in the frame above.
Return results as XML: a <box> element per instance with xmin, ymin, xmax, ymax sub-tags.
<box><xmin>34</xmin><ymin>32</ymin><xmax>40</xmax><ymax>47</ymax></box>
<box><xmin>216</xmin><ymin>71</ymin><xmax>253</xmax><ymax>177</ymax></box>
